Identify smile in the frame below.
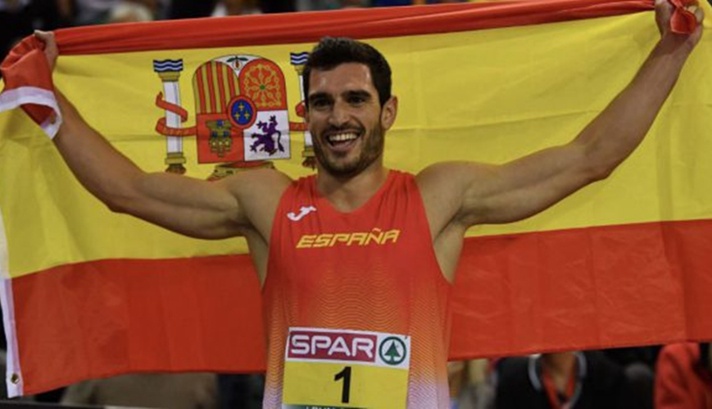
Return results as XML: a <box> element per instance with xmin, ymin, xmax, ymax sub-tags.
<box><xmin>327</xmin><ymin>132</ymin><xmax>360</xmax><ymax>147</ymax></box>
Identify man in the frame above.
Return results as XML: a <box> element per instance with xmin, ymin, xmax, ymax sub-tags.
<box><xmin>32</xmin><ymin>0</ymin><xmax>702</xmax><ymax>406</ymax></box>
<box><xmin>655</xmin><ymin>342</ymin><xmax>712</xmax><ymax>408</ymax></box>
<box><xmin>493</xmin><ymin>351</ymin><xmax>632</xmax><ymax>409</ymax></box>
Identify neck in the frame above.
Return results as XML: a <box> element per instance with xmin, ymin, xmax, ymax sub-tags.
<box><xmin>541</xmin><ymin>352</ymin><xmax>577</xmax><ymax>392</ymax></box>
<box><xmin>316</xmin><ymin>162</ymin><xmax>389</xmax><ymax>212</ymax></box>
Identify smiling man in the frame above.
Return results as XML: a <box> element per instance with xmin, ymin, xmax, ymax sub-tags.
<box><xmin>32</xmin><ymin>0</ymin><xmax>704</xmax><ymax>407</ymax></box>
<box><xmin>306</xmin><ymin>62</ymin><xmax>391</xmax><ymax>178</ymax></box>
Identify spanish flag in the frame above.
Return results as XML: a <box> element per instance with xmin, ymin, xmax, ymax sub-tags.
<box><xmin>0</xmin><ymin>0</ymin><xmax>710</xmax><ymax>397</ymax></box>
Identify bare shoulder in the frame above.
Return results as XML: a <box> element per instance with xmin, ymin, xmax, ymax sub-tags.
<box><xmin>219</xmin><ymin>168</ymin><xmax>293</xmax><ymax>237</ymax></box>
<box><xmin>417</xmin><ymin>162</ymin><xmax>472</xmax><ymax>194</ymax></box>
<box><xmin>221</xmin><ymin>167</ymin><xmax>292</xmax><ymax>191</ymax></box>
<box><xmin>221</xmin><ymin>167</ymin><xmax>293</xmax><ymax>206</ymax></box>
<box><xmin>416</xmin><ymin>162</ymin><xmax>495</xmax><ymax>280</ymax></box>
<box><xmin>416</xmin><ymin>162</ymin><xmax>486</xmax><ymax>236</ymax></box>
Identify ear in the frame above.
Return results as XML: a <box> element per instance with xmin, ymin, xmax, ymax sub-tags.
<box><xmin>302</xmin><ymin>101</ymin><xmax>311</xmax><ymax>125</ymax></box>
<box><xmin>380</xmin><ymin>96</ymin><xmax>398</xmax><ymax>130</ymax></box>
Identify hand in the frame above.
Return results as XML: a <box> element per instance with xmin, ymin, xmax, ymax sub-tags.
<box><xmin>33</xmin><ymin>30</ymin><xmax>58</xmax><ymax>71</ymax></box>
<box><xmin>655</xmin><ymin>0</ymin><xmax>704</xmax><ymax>49</ymax></box>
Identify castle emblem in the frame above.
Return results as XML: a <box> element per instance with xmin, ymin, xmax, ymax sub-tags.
<box><xmin>152</xmin><ymin>52</ymin><xmax>312</xmax><ymax>179</ymax></box>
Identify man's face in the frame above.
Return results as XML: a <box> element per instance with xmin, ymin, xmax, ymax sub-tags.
<box><xmin>306</xmin><ymin>63</ymin><xmax>396</xmax><ymax>178</ymax></box>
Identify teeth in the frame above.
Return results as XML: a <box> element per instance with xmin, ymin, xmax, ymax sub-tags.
<box><xmin>328</xmin><ymin>133</ymin><xmax>358</xmax><ymax>142</ymax></box>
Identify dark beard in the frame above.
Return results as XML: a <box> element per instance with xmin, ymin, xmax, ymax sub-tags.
<box><xmin>314</xmin><ymin>123</ymin><xmax>385</xmax><ymax>179</ymax></box>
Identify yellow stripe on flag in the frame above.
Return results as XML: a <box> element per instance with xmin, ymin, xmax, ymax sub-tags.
<box><xmin>2</xmin><ymin>10</ymin><xmax>710</xmax><ymax>277</ymax></box>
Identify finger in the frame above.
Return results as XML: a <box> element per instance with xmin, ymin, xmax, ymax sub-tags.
<box><xmin>655</xmin><ymin>0</ymin><xmax>673</xmax><ymax>22</ymax></box>
<box><xmin>691</xmin><ymin>6</ymin><xmax>704</xmax><ymax>23</ymax></box>
<box><xmin>655</xmin><ymin>0</ymin><xmax>672</xmax><ymax>10</ymax></box>
<box><xmin>33</xmin><ymin>30</ymin><xmax>55</xmax><ymax>43</ymax></box>
<box><xmin>32</xmin><ymin>30</ymin><xmax>58</xmax><ymax>68</ymax></box>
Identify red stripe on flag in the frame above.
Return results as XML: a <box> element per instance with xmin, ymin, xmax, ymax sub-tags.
<box><xmin>194</xmin><ymin>68</ymin><xmax>207</xmax><ymax>114</ymax></box>
<box><xmin>227</xmin><ymin>67</ymin><xmax>237</xmax><ymax>100</ymax></box>
<box><xmin>48</xmin><ymin>0</ymin><xmax>654</xmax><ymax>55</ymax></box>
<box><xmin>11</xmin><ymin>255</ymin><xmax>265</xmax><ymax>395</ymax></box>
<box><xmin>216</xmin><ymin>62</ymin><xmax>227</xmax><ymax>113</ymax></box>
<box><xmin>206</xmin><ymin>62</ymin><xmax>217</xmax><ymax>114</ymax></box>
<box><xmin>450</xmin><ymin>219</ymin><xmax>712</xmax><ymax>360</ymax></box>
<box><xmin>10</xmin><ymin>219</ymin><xmax>712</xmax><ymax>394</ymax></box>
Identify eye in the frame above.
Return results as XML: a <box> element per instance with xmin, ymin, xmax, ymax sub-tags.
<box><xmin>309</xmin><ymin>95</ymin><xmax>332</xmax><ymax>111</ymax></box>
<box><xmin>346</xmin><ymin>91</ymin><xmax>371</xmax><ymax>106</ymax></box>
<box><xmin>348</xmin><ymin>95</ymin><xmax>367</xmax><ymax>105</ymax></box>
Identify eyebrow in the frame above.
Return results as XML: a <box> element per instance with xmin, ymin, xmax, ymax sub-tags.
<box><xmin>308</xmin><ymin>92</ymin><xmax>332</xmax><ymax>104</ymax></box>
<box><xmin>344</xmin><ymin>90</ymin><xmax>372</xmax><ymax>101</ymax></box>
<box><xmin>307</xmin><ymin>89</ymin><xmax>373</xmax><ymax>104</ymax></box>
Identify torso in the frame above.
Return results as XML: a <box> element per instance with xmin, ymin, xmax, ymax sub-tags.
<box><xmin>241</xmin><ymin>165</ymin><xmax>467</xmax><ymax>285</ymax></box>
<box><xmin>260</xmin><ymin>170</ymin><xmax>452</xmax><ymax>408</ymax></box>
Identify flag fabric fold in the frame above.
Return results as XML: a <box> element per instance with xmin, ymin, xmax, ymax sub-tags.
<box><xmin>0</xmin><ymin>0</ymin><xmax>710</xmax><ymax>397</ymax></box>
<box><xmin>0</xmin><ymin>36</ymin><xmax>60</xmax><ymax>138</ymax></box>
<box><xmin>670</xmin><ymin>0</ymin><xmax>704</xmax><ymax>32</ymax></box>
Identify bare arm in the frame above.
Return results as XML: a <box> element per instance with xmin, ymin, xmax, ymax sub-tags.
<box><xmin>38</xmin><ymin>32</ymin><xmax>289</xmax><ymax>240</ymax></box>
<box><xmin>420</xmin><ymin>0</ymin><xmax>704</xmax><ymax>235</ymax></box>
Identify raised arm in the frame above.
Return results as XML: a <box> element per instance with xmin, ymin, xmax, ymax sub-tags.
<box><xmin>37</xmin><ymin>32</ymin><xmax>290</xmax><ymax>240</ymax></box>
<box><xmin>419</xmin><ymin>0</ymin><xmax>703</xmax><ymax>236</ymax></box>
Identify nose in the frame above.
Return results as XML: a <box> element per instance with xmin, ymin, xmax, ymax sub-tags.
<box><xmin>328</xmin><ymin>99</ymin><xmax>350</xmax><ymax>127</ymax></box>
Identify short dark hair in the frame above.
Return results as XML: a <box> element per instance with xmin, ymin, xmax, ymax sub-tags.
<box><xmin>302</xmin><ymin>37</ymin><xmax>392</xmax><ymax>108</ymax></box>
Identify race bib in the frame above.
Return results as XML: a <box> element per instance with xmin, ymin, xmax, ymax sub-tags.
<box><xmin>282</xmin><ymin>327</ymin><xmax>411</xmax><ymax>409</ymax></box>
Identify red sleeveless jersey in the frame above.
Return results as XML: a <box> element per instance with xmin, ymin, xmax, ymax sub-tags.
<box><xmin>263</xmin><ymin>170</ymin><xmax>452</xmax><ymax>408</ymax></box>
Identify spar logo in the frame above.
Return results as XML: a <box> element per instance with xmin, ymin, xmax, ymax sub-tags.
<box><xmin>286</xmin><ymin>328</ymin><xmax>410</xmax><ymax>369</ymax></box>
<box><xmin>379</xmin><ymin>336</ymin><xmax>407</xmax><ymax>366</ymax></box>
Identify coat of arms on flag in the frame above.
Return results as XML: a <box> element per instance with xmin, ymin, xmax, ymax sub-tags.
<box><xmin>152</xmin><ymin>52</ymin><xmax>312</xmax><ymax>178</ymax></box>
